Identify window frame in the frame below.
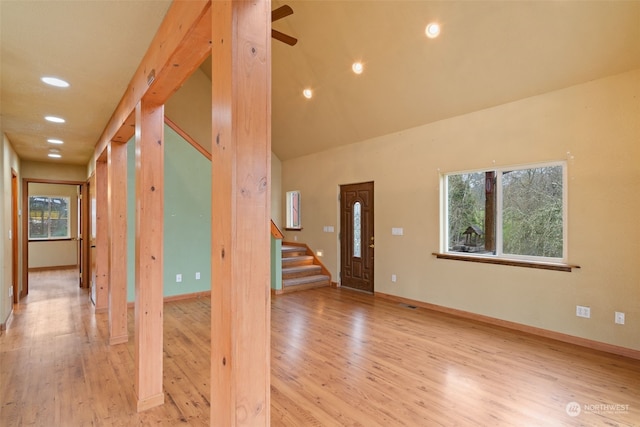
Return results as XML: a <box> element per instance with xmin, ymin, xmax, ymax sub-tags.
<box><xmin>441</xmin><ymin>161</ymin><xmax>568</xmax><ymax>264</ymax></box>
<box><xmin>28</xmin><ymin>195</ymin><xmax>72</xmax><ymax>241</ymax></box>
<box><xmin>285</xmin><ymin>190</ymin><xmax>302</xmax><ymax>230</ymax></box>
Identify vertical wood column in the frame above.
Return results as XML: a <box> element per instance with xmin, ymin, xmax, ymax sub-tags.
<box><xmin>211</xmin><ymin>1</ymin><xmax>271</xmax><ymax>425</ymax></box>
<box><xmin>108</xmin><ymin>141</ymin><xmax>128</xmax><ymax>345</ymax></box>
<box><xmin>134</xmin><ymin>100</ymin><xmax>165</xmax><ymax>412</ymax></box>
<box><xmin>94</xmin><ymin>159</ymin><xmax>109</xmax><ymax>312</ymax></box>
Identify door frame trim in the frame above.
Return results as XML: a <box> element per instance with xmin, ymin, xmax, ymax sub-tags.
<box><xmin>21</xmin><ymin>178</ymin><xmax>88</xmax><ymax>297</ymax></box>
<box><xmin>339</xmin><ymin>181</ymin><xmax>375</xmax><ymax>293</ymax></box>
<box><xmin>11</xmin><ymin>169</ymin><xmax>19</xmax><ymax>304</ymax></box>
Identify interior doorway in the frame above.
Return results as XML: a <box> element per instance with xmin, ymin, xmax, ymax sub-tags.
<box><xmin>22</xmin><ymin>179</ymin><xmax>88</xmax><ymax>297</ymax></box>
<box><xmin>339</xmin><ymin>181</ymin><xmax>374</xmax><ymax>293</ymax></box>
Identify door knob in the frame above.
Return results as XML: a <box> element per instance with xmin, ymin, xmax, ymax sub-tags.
<box><xmin>369</xmin><ymin>244</ymin><xmax>375</xmax><ymax>248</ymax></box>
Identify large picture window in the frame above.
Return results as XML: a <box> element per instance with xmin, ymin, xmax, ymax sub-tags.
<box><xmin>443</xmin><ymin>162</ymin><xmax>566</xmax><ymax>262</ymax></box>
<box><xmin>28</xmin><ymin>196</ymin><xmax>71</xmax><ymax>240</ymax></box>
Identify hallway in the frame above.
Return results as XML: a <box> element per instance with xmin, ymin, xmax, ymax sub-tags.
<box><xmin>0</xmin><ymin>269</ymin><xmax>210</xmax><ymax>426</ymax></box>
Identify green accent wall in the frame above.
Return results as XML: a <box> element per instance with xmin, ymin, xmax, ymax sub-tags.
<box><xmin>271</xmin><ymin>236</ymin><xmax>282</xmax><ymax>291</ymax></box>
<box><xmin>127</xmin><ymin>124</ymin><xmax>211</xmax><ymax>302</ymax></box>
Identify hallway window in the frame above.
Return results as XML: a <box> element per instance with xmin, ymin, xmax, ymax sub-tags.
<box><xmin>28</xmin><ymin>196</ymin><xmax>70</xmax><ymax>240</ymax></box>
<box><xmin>286</xmin><ymin>190</ymin><xmax>301</xmax><ymax>229</ymax></box>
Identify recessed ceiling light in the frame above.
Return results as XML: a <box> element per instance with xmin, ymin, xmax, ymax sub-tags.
<box><xmin>303</xmin><ymin>88</ymin><xmax>313</xmax><ymax>99</ymax></box>
<box><xmin>426</xmin><ymin>23</ymin><xmax>440</xmax><ymax>39</ymax></box>
<box><xmin>47</xmin><ymin>138</ymin><xmax>64</xmax><ymax>145</ymax></box>
<box><xmin>48</xmin><ymin>153</ymin><xmax>62</xmax><ymax>159</ymax></box>
<box><xmin>41</xmin><ymin>76</ymin><xmax>70</xmax><ymax>88</ymax></box>
<box><xmin>45</xmin><ymin>116</ymin><xmax>65</xmax><ymax>123</ymax></box>
<box><xmin>352</xmin><ymin>62</ymin><xmax>364</xmax><ymax>75</ymax></box>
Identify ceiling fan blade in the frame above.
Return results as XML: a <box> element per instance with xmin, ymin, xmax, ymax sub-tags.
<box><xmin>272</xmin><ymin>29</ymin><xmax>298</xmax><ymax>46</ymax></box>
<box><xmin>272</xmin><ymin>5</ymin><xmax>293</xmax><ymax>22</ymax></box>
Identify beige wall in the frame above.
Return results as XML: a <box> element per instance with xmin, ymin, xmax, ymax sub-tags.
<box><xmin>281</xmin><ymin>69</ymin><xmax>640</xmax><ymax>351</ymax></box>
<box><xmin>27</xmin><ymin>183</ymin><xmax>79</xmax><ymax>269</ymax></box>
<box><xmin>0</xmin><ymin>134</ymin><xmax>4</xmax><ymax>323</ymax></box>
<box><xmin>21</xmin><ymin>160</ymin><xmax>87</xmax><ymax>182</ymax></box>
<box><xmin>165</xmin><ymin>67</ymin><xmax>213</xmax><ymax>153</ymax></box>
<box><xmin>271</xmin><ymin>152</ymin><xmax>282</xmax><ymax>228</ymax></box>
<box><xmin>1</xmin><ymin>133</ymin><xmax>22</xmax><ymax>325</ymax></box>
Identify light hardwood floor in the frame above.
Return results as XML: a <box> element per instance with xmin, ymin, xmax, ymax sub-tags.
<box><xmin>1</xmin><ymin>269</ymin><xmax>638</xmax><ymax>426</ymax></box>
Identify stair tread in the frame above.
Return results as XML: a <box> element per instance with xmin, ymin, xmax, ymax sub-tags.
<box><xmin>282</xmin><ymin>245</ymin><xmax>305</xmax><ymax>252</ymax></box>
<box><xmin>283</xmin><ymin>274</ymin><xmax>330</xmax><ymax>287</ymax></box>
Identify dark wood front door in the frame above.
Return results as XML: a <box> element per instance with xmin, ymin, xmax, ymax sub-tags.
<box><xmin>340</xmin><ymin>182</ymin><xmax>374</xmax><ymax>293</ymax></box>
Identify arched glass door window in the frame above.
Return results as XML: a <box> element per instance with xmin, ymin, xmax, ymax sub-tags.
<box><xmin>353</xmin><ymin>201</ymin><xmax>361</xmax><ymax>258</ymax></box>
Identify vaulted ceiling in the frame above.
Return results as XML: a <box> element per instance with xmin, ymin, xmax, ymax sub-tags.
<box><xmin>2</xmin><ymin>1</ymin><xmax>640</xmax><ymax>166</ymax></box>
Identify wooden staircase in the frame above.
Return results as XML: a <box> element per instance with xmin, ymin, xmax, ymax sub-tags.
<box><xmin>281</xmin><ymin>244</ymin><xmax>331</xmax><ymax>293</ymax></box>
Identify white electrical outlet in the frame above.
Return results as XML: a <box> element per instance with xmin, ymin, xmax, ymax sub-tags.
<box><xmin>391</xmin><ymin>274</ymin><xmax>397</xmax><ymax>283</ymax></box>
<box><xmin>615</xmin><ymin>312</ymin><xmax>625</xmax><ymax>325</ymax></box>
<box><xmin>576</xmin><ymin>305</ymin><xmax>590</xmax><ymax>318</ymax></box>
<box><xmin>176</xmin><ymin>274</ymin><xmax>182</xmax><ymax>283</ymax></box>
<box><xmin>9</xmin><ymin>287</ymin><xmax>13</xmax><ymax>297</ymax></box>
<box><xmin>195</xmin><ymin>272</ymin><xmax>201</xmax><ymax>280</ymax></box>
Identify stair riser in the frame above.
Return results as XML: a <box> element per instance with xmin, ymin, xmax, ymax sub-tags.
<box><xmin>281</xmin><ymin>279</ymin><xmax>330</xmax><ymax>293</ymax></box>
<box><xmin>282</xmin><ymin>251</ymin><xmax>308</xmax><ymax>258</ymax></box>
<box><xmin>283</xmin><ymin>268</ymin><xmax>322</xmax><ymax>279</ymax></box>
<box><xmin>282</xmin><ymin>258</ymin><xmax>314</xmax><ymax>267</ymax></box>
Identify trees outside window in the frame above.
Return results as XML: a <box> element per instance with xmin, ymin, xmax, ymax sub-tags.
<box><xmin>444</xmin><ymin>163</ymin><xmax>565</xmax><ymax>262</ymax></box>
<box><xmin>28</xmin><ymin>196</ymin><xmax>70</xmax><ymax>240</ymax></box>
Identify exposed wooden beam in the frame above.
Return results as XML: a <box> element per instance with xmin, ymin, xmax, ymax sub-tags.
<box><xmin>107</xmin><ymin>141</ymin><xmax>128</xmax><ymax>345</ymax></box>
<box><xmin>134</xmin><ymin>100</ymin><xmax>165</xmax><ymax>412</ymax></box>
<box><xmin>93</xmin><ymin>0</ymin><xmax>212</xmax><ymax>161</ymax></box>
<box><xmin>210</xmin><ymin>1</ymin><xmax>272</xmax><ymax>425</ymax></box>
<box><xmin>146</xmin><ymin>6</ymin><xmax>212</xmax><ymax>106</ymax></box>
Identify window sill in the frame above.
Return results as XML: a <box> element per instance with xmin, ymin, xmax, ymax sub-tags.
<box><xmin>285</xmin><ymin>227</ymin><xmax>303</xmax><ymax>231</ymax></box>
<box><xmin>432</xmin><ymin>252</ymin><xmax>579</xmax><ymax>272</ymax></box>
<box><xmin>29</xmin><ymin>238</ymin><xmax>73</xmax><ymax>242</ymax></box>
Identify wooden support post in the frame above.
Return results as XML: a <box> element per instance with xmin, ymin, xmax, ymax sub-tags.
<box><xmin>134</xmin><ymin>100</ymin><xmax>165</xmax><ymax>412</ymax></box>
<box><xmin>210</xmin><ymin>1</ymin><xmax>271</xmax><ymax>425</ymax></box>
<box><xmin>108</xmin><ymin>141</ymin><xmax>128</xmax><ymax>345</ymax></box>
<box><xmin>94</xmin><ymin>158</ymin><xmax>109</xmax><ymax>312</ymax></box>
